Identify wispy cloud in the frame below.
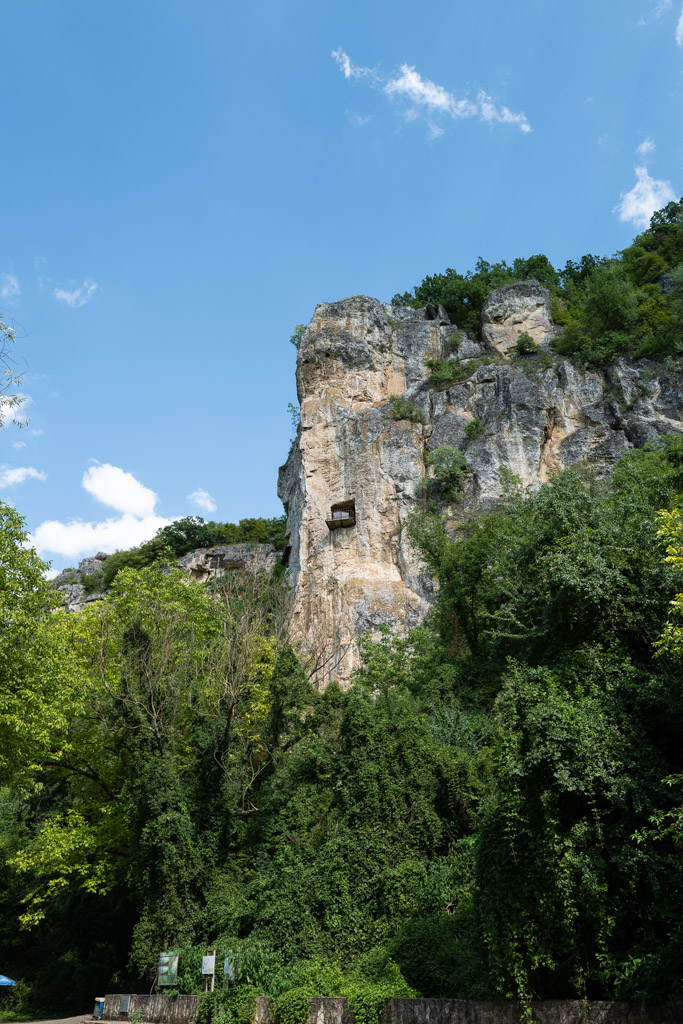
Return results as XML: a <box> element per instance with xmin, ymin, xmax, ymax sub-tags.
<box><xmin>0</xmin><ymin>465</ymin><xmax>46</xmax><ymax>487</ymax></box>
<box><xmin>477</xmin><ymin>89</ymin><xmax>532</xmax><ymax>132</ymax></box>
<box><xmin>345</xmin><ymin>110</ymin><xmax>371</xmax><ymax>128</ymax></box>
<box><xmin>636</xmin><ymin>137</ymin><xmax>656</xmax><ymax>156</ymax></box>
<box><xmin>1</xmin><ymin>273</ymin><xmax>20</xmax><ymax>301</ymax></box>
<box><xmin>677</xmin><ymin>4</ymin><xmax>683</xmax><ymax>43</ymax></box>
<box><xmin>614</xmin><ymin>165</ymin><xmax>676</xmax><ymax>228</ymax></box>
<box><xmin>332</xmin><ymin>49</ymin><xmax>531</xmax><ymax>136</ymax></box>
<box><xmin>53</xmin><ymin>279</ymin><xmax>100</xmax><ymax>308</ymax></box>
<box><xmin>187</xmin><ymin>488</ymin><xmax>217</xmax><ymax>514</ymax></box>
<box><xmin>32</xmin><ymin>462</ymin><xmax>172</xmax><ymax>560</ymax></box>
<box><xmin>332</xmin><ymin>48</ymin><xmax>375</xmax><ymax>80</ymax></box>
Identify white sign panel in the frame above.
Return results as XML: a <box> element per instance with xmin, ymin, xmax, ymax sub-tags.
<box><xmin>202</xmin><ymin>955</ymin><xmax>216</xmax><ymax>976</ymax></box>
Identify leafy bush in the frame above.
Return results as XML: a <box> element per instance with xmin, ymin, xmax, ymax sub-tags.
<box><xmin>289</xmin><ymin>324</ymin><xmax>306</xmax><ymax>349</ymax></box>
<box><xmin>388</xmin><ymin>395</ymin><xmax>426</xmax><ymax>424</ymax></box>
<box><xmin>425</xmin><ymin>358</ymin><xmax>483</xmax><ymax>390</ymax></box>
<box><xmin>464</xmin><ymin>417</ymin><xmax>484</xmax><ymax>443</ymax></box>
<box><xmin>445</xmin><ymin>332</ymin><xmax>465</xmax><ymax>354</ymax></box>
<box><xmin>424</xmin><ymin>444</ymin><xmax>469</xmax><ymax>502</ymax></box>
<box><xmin>514</xmin><ymin>331</ymin><xmax>538</xmax><ymax>355</ymax></box>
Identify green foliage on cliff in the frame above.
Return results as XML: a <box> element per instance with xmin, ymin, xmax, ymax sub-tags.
<box><xmin>388</xmin><ymin>394</ymin><xmax>426</xmax><ymax>424</ymax></box>
<box><xmin>393</xmin><ymin>198</ymin><xmax>683</xmax><ymax>367</ymax></box>
<box><xmin>423</xmin><ymin>444</ymin><xmax>468</xmax><ymax>502</ymax></box>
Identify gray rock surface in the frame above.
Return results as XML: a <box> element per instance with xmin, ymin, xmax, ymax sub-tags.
<box><xmin>279</xmin><ymin>292</ymin><xmax>683</xmax><ymax>688</ymax></box>
<box><xmin>77</xmin><ymin>556</ymin><xmax>107</xmax><ymax>578</ymax></box>
<box><xmin>178</xmin><ymin>543</ymin><xmax>278</xmax><ymax>582</ymax></box>
<box><xmin>482</xmin><ymin>280</ymin><xmax>559</xmax><ymax>355</ymax></box>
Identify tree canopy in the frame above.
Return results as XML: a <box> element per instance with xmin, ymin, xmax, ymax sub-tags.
<box><xmin>2</xmin><ymin>434</ymin><xmax>683</xmax><ymax>1017</ymax></box>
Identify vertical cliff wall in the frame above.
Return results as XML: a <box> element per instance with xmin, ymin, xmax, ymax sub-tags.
<box><xmin>278</xmin><ymin>287</ymin><xmax>683</xmax><ymax>688</ymax></box>
<box><xmin>277</xmin><ymin>296</ymin><xmax>450</xmax><ymax>685</ymax></box>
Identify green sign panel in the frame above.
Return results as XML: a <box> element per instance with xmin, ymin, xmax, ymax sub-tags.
<box><xmin>158</xmin><ymin>952</ymin><xmax>179</xmax><ymax>987</ymax></box>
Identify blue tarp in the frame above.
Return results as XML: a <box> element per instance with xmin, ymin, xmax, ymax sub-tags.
<box><xmin>0</xmin><ymin>975</ymin><xmax>16</xmax><ymax>986</ymax></box>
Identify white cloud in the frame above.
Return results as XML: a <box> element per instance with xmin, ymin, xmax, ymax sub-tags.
<box><xmin>384</xmin><ymin>69</ymin><xmax>531</xmax><ymax>131</ymax></box>
<box><xmin>385</xmin><ymin>64</ymin><xmax>467</xmax><ymax>115</ymax></box>
<box><xmin>187</xmin><ymin>488</ymin><xmax>217</xmax><ymax>513</ymax></box>
<box><xmin>0</xmin><ymin>465</ymin><xmax>46</xmax><ymax>487</ymax></box>
<box><xmin>654</xmin><ymin>0</ymin><xmax>672</xmax><ymax>16</ymax></box>
<box><xmin>614</xmin><ymin>165</ymin><xmax>676</xmax><ymax>228</ymax></box>
<box><xmin>333</xmin><ymin>50</ymin><xmax>531</xmax><ymax>135</ymax></box>
<box><xmin>13</xmin><ymin>440</ymin><xmax>27</xmax><ymax>450</ymax></box>
<box><xmin>1</xmin><ymin>273</ymin><xmax>20</xmax><ymax>300</ymax></box>
<box><xmin>83</xmin><ymin>462</ymin><xmax>159</xmax><ymax>516</ymax></box>
<box><xmin>677</xmin><ymin>4</ymin><xmax>683</xmax><ymax>43</ymax></box>
<box><xmin>33</xmin><ymin>513</ymin><xmax>171</xmax><ymax>561</ymax></box>
<box><xmin>32</xmin><ymin>461</ymin><xmax>173</xmax><ymax>560</ymax></box>
<box><xmin>477</xmin><ymin>89</ymin><xmax>532</xmax><ymax>133</ymax></box>
<box><xmin>53</xmin><ymin>279</ymin><xmax>100</xmax><ymax>308</ymax></box>
<box><xmin>636</xmin><ymin>137</ymin><xmax>656</xmax><ymax>155</ymax></box>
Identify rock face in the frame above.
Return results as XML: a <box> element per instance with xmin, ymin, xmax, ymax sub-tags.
<box><xmin>278</xmin><ymin>296</ymin><xmax>444</xmax><ymax>686</ymax></box>
<box><xmin>279</xmin><ymin>291</ymin><xmax>683</xmax><ymax>688</ymax></box>
<box><xmin>53</xmin><ymin>554</ymin><xmax>109</xmax><ymax>612</ymax></box>
<box><xmin>178</xmin><ymin>543</ymin><xmax>278</xmax><ymax>582</ymax></box>
<box><xmin>482</xmin><ymin>280</ymin><xmax>558</xmax><ymax>355</ymax></box>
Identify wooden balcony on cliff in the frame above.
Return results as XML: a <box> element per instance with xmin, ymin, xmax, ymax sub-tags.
<box><xmin>326</xmin><ymin>502</ymin><xmax>356</xmax><ymax>531</ymax></box>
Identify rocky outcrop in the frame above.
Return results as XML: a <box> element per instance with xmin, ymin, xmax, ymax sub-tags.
<box><xmin>178</xmin><ymin>543</ymin><xmax>278</xmax><ymax>582</ymax></box>
<box><xmin>279</xmin><ymin>291</ymin><xmax>683</xmax><ymax>688</ymax></box>
<box><xmin>53</xmin><ymin>544</ymin><xmax>278</xmax><ymax>611</ymax></box>
<box><xmin>53</xmin><ymin>552</ymin><xmax>109</xmax><ymax>612</ymax></box>
<box><xmin>482</xmin><ymin>280</ymin><xmax>558</xmax><ymax>355</ymax></box>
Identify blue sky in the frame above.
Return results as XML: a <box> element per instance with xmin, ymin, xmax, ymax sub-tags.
<box><xmin>1</xmin><ymin>0</ymin><xmax>682</xmax><ymax>571</ymax></box>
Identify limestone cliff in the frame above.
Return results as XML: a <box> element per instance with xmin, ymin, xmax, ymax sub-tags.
<box><xmin>278</xmin><ymin>286</ymin><xmax>683</xmax><ymax>688</ymax></box>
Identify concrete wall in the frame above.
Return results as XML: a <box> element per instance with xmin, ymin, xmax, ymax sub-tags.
<box><xmin>383</xmin><ymin>997</ymin><xmax>682</xmax><ymax>1024</ymax></box>
<box><xmin>103</xmin><ymin>994</ymin><xmax>200</xmax><ymax>1023</ymax></box>
<box><xmin>102</xmin><ymin>994</ymin><xmax>682</xmax><ymax>1024</ymax></box>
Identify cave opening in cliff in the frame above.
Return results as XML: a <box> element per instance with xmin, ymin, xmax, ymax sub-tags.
<box><xmin>326</xmin><ymin>501</ymin><xmax>356</xmax><ymax>531</ymax></box>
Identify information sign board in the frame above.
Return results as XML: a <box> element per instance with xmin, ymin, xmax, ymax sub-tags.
<box><xmin>202</xmin><ymin>954</ymin><xmax>216</xmax><ymax>976</ymax></box>
<box><xmin>158</xmin><ymin>952</ymin><xmax>179</xmax><ymax>987</ymax></box>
